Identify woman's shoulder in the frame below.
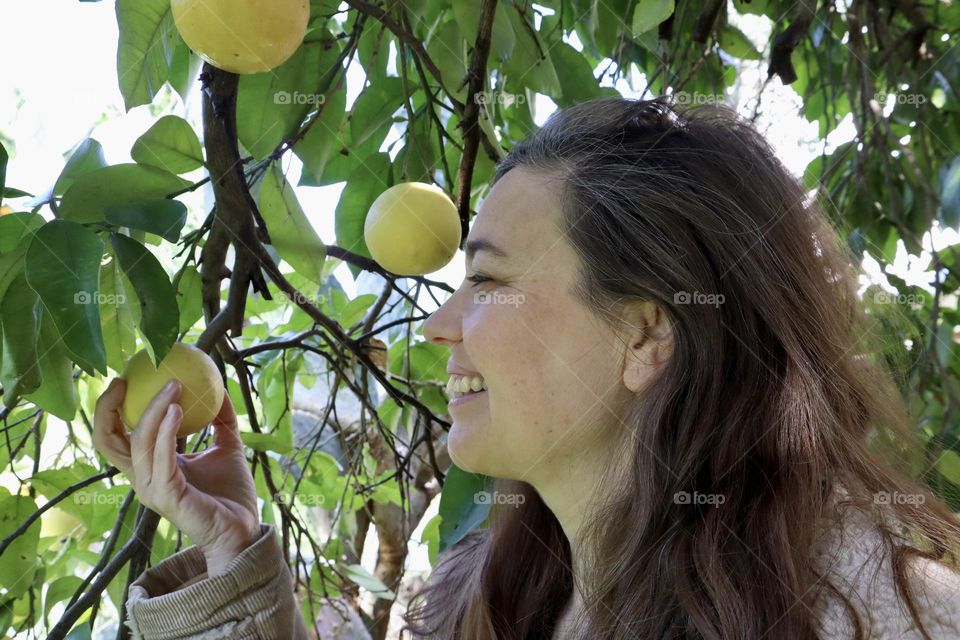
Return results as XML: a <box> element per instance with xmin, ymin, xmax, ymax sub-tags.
<box><xmin>812</xmin><ymin>501</ymin><xmax>960</xmax><ymax>639</ymax></box>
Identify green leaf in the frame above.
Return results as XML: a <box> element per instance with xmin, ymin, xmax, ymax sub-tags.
<box><xmin>357</xmin><ymin>17</ymin><xmax>390</xmax><ymax>80</ymax></box>
<box><xmin>0</xmin><ymin>494</ymin><xmax>40</xmax><ymax>598</ymax></box>
<box><xmin>23</xmin><ymin>309</ymin><xmax>77</xmax><ymax>420</ymax></box>
<box><xmin>0</xmin><ymin>251</ymin><xmax>28</xmax><ymax>323</ymax></box>
<box><xmin>168</xmin><ymin>36</ymin><xmax>203</xmax><ymax>104</ymax></box>
<box><xmin>0</xmin><ymin>141</ymin><xmax>7</xmax><ymax>206</ymax></box>
<box><xmin>438</xmin><ymin>464</ymin><xmax>492</xmax><ymax>553</ymax></box>
<box><xmin>427</xmin><ymin>20</ymin><xmax>467</xmax><ymax>102</ymax></box>
<box><xmin>258</xmin><ymin>356</ymin><xmax>297</xmax><ymax>438</ymax></box>
<box><xmin>734</xmin><ymin>0</ymin><xmax>771</xmax><ymax>16</ymax></box>
<box><xmin>65</xmin><ymin>626</ymin><xmax>92</xmax><ymax>640</ymax></box>
<box><xmin>54</xmin><ymin>138</ymin><xmax>108</xmax><ymax>197</ymax></box>
<box><xmin>1</xmin><ymin>187</ymin><xmax>31</xmax><ymax>199</ymax></box>
<box><xmin>131</xmin><ymin>115</ymin><xmax>204</xmax><ymax>174</ymax></box>
<box><xmin>58</xmin><ymin>164</ymin><xmax>190</xmax><ymax>224</ymax></box>
<box><xmin>237</xmin><ymin>34</ymin><xmax>341</xmax><ymax>160</ymax></box>
<box><xmin>43</xmin><ymin>576</ymin><xmax>84</xmax><ymax>628</ymax></box>
<box><xmin>100</xmin><ymin>246</ymin><xmax>139</xmax><ymax>374</ymax></box>
<box><xmin>0</xmin><ymin>212</ymin><xmax>44</xmax><ymax>253</ymax></box>
<box><xmin>593</xmin><ymin>0</ymin><xmax>631</xmax><ymax>56</ymax></box>
<box><xmin>293</xmin><ymin>83</ymin><xmax>347</xmax><ymax>185</ymax></box>
<box><xmin>24</xmin><ymin>221</ymin><xmax>107</xmax><ymax>375</ymax></box>
<box><xmin>503</xmin><ymin>6</ymin><xmax>561</xmax><ymax>98</ymax></box>
<box><xmin>342</xmin><ymin>563</ymin><xmax>395</xmax><ymax>600</ymax></box>
<box><xmin>632</xmin><ymin>0</ymin><xmax>675</xmax><ymax>35</ymax></box>
<box><xmin>340</xmin><ymin>293</ymin><xmax>377</xmax><ymax>329</ymax></box>
<box><xmin>396</xmin><ymin>112</ymin><xmax>437</xmax><ymax>183</ymax></box>
<box><xmin>116</xmin><ymin>0</ymin><xmax>179</xmax><ymax>111</ymax></box>
<box><xmin>175</xmin><ymin>266</ymin><xmax>203</xmax><ymax>334</ymax></box>
<box><xmin>420</xmin><ymin>513</ymin><xmax>442</xmax><ymax>566</ymax></box>
<box><xmin>349</xmin><ymin>77</ymin><xmax>405</xmax><ymax>151</ymax></box>
<box><xmin>938</xmin><ymin>155</ymin><xmax>960</xmax><ymax>228</ymax></box>
<box><xmin>938</xmin><ymin>450</ymin><xmax>960</xmax><ymax>486</ymax></box>
<box><xmin>110</xmin><ymin>233</ymin><xmax>178</xmax><ymax>365</ymax></box>
<box><xmin>452</xmin><ymin>1</ymin><xmax>515</xmax><ymax>61</ymax></box>
<box><xmin>0</xmin><ymin>273</ymin><xmax>42</xmax><ymax>402</ymax></box>
<box><xmin>105</xmin><ymin>198</ymin><xmax>188</xmax><ymax>242</ymax></box>
<box><xmin>847</xmin><ymin>228</ymin><xmax>867</xmax><ymax>261</ymax></box>
<box><xmin>240</xmin><ymin>432</ymin><xmax>293</xmax><ymax>455</ymax></box>
<box><xmin>389</xmin><ymin>341</ymin><xmax>449</xmax><ymax>383</ymax></box>
<box><xmin>718</xmin><ymin>24</ymin><xmax>761</xmax><ymax>60</ymax></box>
<box><xmin>307</xmin><ymin>99</ymin><xmax>393</xmax><ymax>186</ymax></box>
<box><xmin>551</xmin><ymin>41</ymin><xmax>607</xmax><ymax>108</ymax></box>
<box><xmin>258</xmin><ymin>162</ymin><xmax>327</xmax><ymax>284</ymax></box>
<box><xmin>370</xmin><ymin>474</ymin><xmax>404</xmax><ymax>507</ymax></box>
<box><xmin>335</xmin><ymin>152</ymin><xmax>391</xmax><ymax>279</ymax></box>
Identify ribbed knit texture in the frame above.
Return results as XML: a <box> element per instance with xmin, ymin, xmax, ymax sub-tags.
<box><xmin>124</xmin><ymin>523</ymin><xmax>310</xmax><ymax>639</ymax></box>
<box><xmin>123</xmin><ymin>511</ymin><xmax>960</xmax><ymax>639</ymax></box>
<box><xmin>812</xmin><ymin>504</ymin><xmax>960</xmax><ymax>639</ymax></box>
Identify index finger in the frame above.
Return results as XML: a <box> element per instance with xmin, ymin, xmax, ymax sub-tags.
<box><xmin>92</xmin><ymin>378</ymin><xmax>133</xmax><ymax>474</ymax></box>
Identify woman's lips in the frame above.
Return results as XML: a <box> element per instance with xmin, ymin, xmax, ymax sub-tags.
<box><xmin>449</xmin><ymin>389</ymin><xmax>488</xmax><ymax>408</ymax></box>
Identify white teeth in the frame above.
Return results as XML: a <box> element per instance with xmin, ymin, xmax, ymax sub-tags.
<box><xmin>446</xmin><ymin>374</ymin><xmax>487</xmax><ymax>397</ymax></box>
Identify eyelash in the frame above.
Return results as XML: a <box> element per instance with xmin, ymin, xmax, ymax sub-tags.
<box><xmin>465</xmin><ymin>274</ymin><xmax>492</xmax><ymax>286</ymax></box>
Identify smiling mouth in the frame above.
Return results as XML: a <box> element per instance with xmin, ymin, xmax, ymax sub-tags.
<box><xmin>448</xmin><ymin>389</ymin><xmax>488</xmax><ymax>406</ymax></box>
<box><xmin>449</xmin><ymin>387</ymin><xmax>486</xmax><ymax>399</ymax></box>
<box><xmin>446</xmin><ymin>374</ymin><xmax>487</xmax><ymax>398</ymax></box>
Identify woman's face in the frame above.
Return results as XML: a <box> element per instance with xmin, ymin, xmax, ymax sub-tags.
<box><xmin>424</xmin><ymin>168</ymin><xmax>640</xmax><ymax>484</ymax></box>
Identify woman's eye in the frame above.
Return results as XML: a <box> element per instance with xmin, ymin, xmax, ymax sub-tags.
<box><xmin>465</xmin><ymin>274</ymin><xmax>492</xmax><ymax>286</ymax></box>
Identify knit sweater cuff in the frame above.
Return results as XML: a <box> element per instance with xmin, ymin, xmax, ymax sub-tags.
<box><xmin>125</xmin><ymin>523</ymin><xmax>300</xmax><ymax>639</ymax></box>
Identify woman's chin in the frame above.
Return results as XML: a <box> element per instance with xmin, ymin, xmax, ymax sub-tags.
<box><xmin>447</xmin><ymin>425</ymin><xmax>490</xmax><ymax>474</ymax></box>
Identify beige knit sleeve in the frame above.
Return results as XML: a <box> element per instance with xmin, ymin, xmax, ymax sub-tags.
<box><xmin>123</xmin><ymin>523</ymin><xmax>311</xmax><ymax>639</ymax></box>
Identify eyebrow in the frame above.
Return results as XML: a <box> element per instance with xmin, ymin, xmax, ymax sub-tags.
<box><xmin>465</xmin><ymin>238</ymin><xmax>510</xmax><ymax>262</ymax></box>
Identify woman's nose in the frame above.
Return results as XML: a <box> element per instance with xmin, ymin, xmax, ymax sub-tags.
<box><xmin>423</xmin><ymin>300</ymin><xmax>459</xmax><ymax>346</ymax></box>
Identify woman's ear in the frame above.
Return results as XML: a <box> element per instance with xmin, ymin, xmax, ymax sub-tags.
<box><xmin>620</xmin><ymin>301</ymin><xmax>673</xmax><ymax>394</ymax></box>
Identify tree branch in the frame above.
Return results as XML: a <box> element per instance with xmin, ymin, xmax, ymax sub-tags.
<box><xmin>455</xmin><ymin>0</ymin><xmax>498</xmax><ymax>246</ymax></box>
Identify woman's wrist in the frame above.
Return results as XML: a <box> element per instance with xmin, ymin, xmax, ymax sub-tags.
<box><xmin>202</xmin><ymin>526</ymin><xmax>262</xmax><ymax>578</ymax></box>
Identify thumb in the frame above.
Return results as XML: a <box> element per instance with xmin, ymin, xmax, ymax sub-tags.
<box><xmin>211</xmin><ymin>394</ymin><xmax>242</xmax><ymax>448</ymax></box>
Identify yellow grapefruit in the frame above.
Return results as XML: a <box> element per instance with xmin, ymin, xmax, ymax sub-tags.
<box><xmin>120</xmin><ymin>343</ymin><xmax>225</xmax><ymax>437</ymax></box>
<box><xmin>171</xmin><ymin>0</ymin><xmax>309</xmax><ymax>74</ymax></box>
<box><xmin>364</xmin><ymin>182</ymin><xmax>461</xmax><ymax>276</ymax></box>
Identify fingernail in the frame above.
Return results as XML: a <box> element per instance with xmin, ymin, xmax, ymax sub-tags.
<box><xmin>164</xmin><ymin>380</ymin><xmax>178</xmax><ymax>393</ymax></box>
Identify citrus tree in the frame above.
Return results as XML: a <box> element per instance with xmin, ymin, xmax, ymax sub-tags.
<box><xmin>0</xmin><ymin>0</ymin><xmax>959</xmax><ymax>638</ymax></box>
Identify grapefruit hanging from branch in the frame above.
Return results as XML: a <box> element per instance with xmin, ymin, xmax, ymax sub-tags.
<box><xmin>171</xmin><ymin>0</ymin><xmax>309</xmax><ymax>74</ymax></box>
<box><xmin>364</xmin><ymin>182</ymin><xmax>462</xmax><ymax>276</ymax></box>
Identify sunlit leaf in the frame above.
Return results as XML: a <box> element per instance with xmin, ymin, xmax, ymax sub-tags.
<box><xmin>131</xmin><ymin>115</ymin><xmax>204</xmax><ymax>174</ymax></box>
<box><xmin>259</xmin><ymin>162</ymin><xmax>327</xmax><ymax>284</ymax></box>
<box><xmin>105</xmin><ymin>198</ymin><xmax>188</xmax><ymax>242</ymax></box>
<box><xmin>110</xmin><ymin>233</ymin><xmax>178</xmax><ymax>365</ymax></box>
<box><xmin>632</xmin><ymin>0</ymin><xmax>674</xmax><ymax>35</ymax></box>
<box><xmin>23</xmin><ymin>309</ymin><xmax>77</xmax><ymax>420</ymax></box>
<box><xmin>53</xmin><ymin>138</ymin><xmax>108</xmax><ymax>197</ymax></box>
<box><xmin>0</xmin><ymin>494</ymin><xmax>40</xmax><ymax>598</ymax></box>
<box><xmin>438</xmin><ymin>464</ymin><xmax>492</xmax><ymax>553</ymax></box>
<box><xmin>59</xmin><ymin>164</ymin><xmax>190</xmax><ymax>224</ymax></box>
<box><xmin>0</xmin><ymin>273</ymin><xmax>42</xmax><ymax>402</ymax></box>
<box><xmin>116</xmin><ymin>0</ymin><xmax>178</xmax><ymax>110</ymax></box>
<box><xmin>24</xmin><ymin>221</ymin><xmax>107</xmax><ymax>375</ymax></box>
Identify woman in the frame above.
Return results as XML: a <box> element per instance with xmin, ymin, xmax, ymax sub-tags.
<box><xmin>94</xmin><ymin>96</ymin><xmax>960</xmax><ymax>639</ymax></box>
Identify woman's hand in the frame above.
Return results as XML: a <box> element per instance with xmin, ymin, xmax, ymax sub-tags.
<box><xmin>93</xmin><ymin>377</ymin><xmax>261</xmax><ymax>577</ymax></box>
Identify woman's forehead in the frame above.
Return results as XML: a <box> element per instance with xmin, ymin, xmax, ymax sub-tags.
<box><xmin>473</xmin><ymin>170</ymin><xmax>566</xmax><ymax>260</ymax></box>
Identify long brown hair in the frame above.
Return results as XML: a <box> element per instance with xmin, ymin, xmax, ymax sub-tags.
<box><xmin>401</xmin><ymin>96</ymin><xmax>960</xmax><ymax>639</ymax></box>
